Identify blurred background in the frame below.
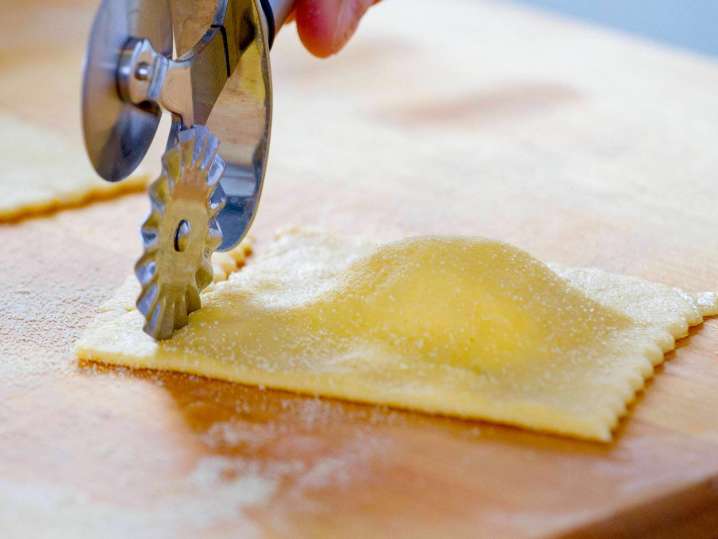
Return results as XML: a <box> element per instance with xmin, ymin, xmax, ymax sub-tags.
<box><xmin>516</xmin><ymin>0</ymin><xmax>718</xmax><ymax>57</ymax></box>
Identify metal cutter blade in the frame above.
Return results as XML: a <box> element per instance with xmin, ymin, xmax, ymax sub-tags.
<box><xmin>135</xmin><ymin>126</ymin><xmax>226</xmax><ymax>339</ymax></box>
<box><xmin>81</xmin><ymin>0</ymin><xmax>295</xmax><ymax>338</ymax></box>
<box><xmin>81</xmin><ymin>0</ymin><xmax>172</xmax><ymax>182</ymax></box>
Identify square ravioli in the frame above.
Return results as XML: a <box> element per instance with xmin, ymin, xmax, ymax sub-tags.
<box><xmin>76</xmin><ymin>229</ymin><xmax>717</xmax><ymax>441</ymax></box>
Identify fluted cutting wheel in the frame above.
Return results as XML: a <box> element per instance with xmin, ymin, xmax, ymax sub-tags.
<box><xmin>135</xmin><ymin>126</ymin><xmax>226</xmax><ymax>339</ymax></box>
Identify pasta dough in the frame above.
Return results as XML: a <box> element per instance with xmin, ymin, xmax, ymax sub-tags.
<box><xmin>0</xmin><ymin>114</ymin><xmax>149</xmax><ymax>221</ymax></box>
<box><xmin>76</xmin><ymin>228</ymin><xmax>717</xmax><ymax>441</ymax></box>
<box><xmin>211</xmin><ymin>239</ymin><xmax>254</xmax><ymax>281</ymax></box>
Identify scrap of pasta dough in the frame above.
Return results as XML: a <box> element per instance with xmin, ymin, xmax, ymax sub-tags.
<box><xmin>0</xmin><ymin>114</ymin><xmax>149</xmax><ymax>221</ymax></box>
<box><xmin>76</xmin><ymin>228</ymin><xmax>717</xmax><ymax>441</ymax></box>
<box><xmin>211</xmin><ymin>239</ymin><xmax>254</xmax><ymax>281</ymax></box>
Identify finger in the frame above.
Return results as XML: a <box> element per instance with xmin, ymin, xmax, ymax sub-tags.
<box><xmin>294</xmin><ymin>0</ymin><xmax>378</xmax><ymax>58</ymax></box>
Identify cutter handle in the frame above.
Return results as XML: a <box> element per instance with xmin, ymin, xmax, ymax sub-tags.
<box><xmin>260</xmin><ymin>0</ymin><xmax>296</xmax><ymax>47</ymax></box>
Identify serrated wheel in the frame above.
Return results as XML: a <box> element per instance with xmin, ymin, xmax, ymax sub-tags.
<box><xmin>135</xmin><ymin>126</ymin><xmax>226</xmax><ymax>339</ymax></box>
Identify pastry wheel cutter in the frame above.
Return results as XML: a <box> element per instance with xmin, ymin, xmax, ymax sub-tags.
<box><xmin>81</xmin><ymin>0</ymin><xmax>294</xmax><ymax>339</ymax></box>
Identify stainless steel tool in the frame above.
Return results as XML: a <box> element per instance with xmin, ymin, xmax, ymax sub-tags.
<box><xmin>81</xmin><ymin>0</ymin><xmax>294</xmax><ymax>339</ymax></box>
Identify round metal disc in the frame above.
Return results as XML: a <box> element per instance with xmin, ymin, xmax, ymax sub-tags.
<box><xmin>81</xmin><ymin>0</ymin><xmax>172</xmax><ymax>182</ymax></box>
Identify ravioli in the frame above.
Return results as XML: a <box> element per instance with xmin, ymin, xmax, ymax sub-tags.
<box><xmin>0</xmin><ymin>114</ymin><xmax>149</xmax><ymax>221</ymax></box>
<box><xmin>76</xmin><ymin>228</ymin><xmax>717</xmax><ymax>441</ymax></box>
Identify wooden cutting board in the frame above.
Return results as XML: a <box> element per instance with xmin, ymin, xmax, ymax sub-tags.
<box><xmin>2</xmin><ymin>1</ymin><xmax>718</xmax><ymax>537</ymax></box>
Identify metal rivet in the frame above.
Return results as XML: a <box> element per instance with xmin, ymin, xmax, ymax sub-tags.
<box><xmin>135</xmin><ymin>62</ymin><xmax>151</xmax><ymax>81</ymax></box>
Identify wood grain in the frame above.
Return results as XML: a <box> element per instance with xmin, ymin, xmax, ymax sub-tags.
<box><xmin>2</xmin><ymin>1</ymin><xmax>718</xmax><ymax>537</ymax></box>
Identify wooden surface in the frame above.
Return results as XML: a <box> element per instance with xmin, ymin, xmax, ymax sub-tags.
<box><xmin>2</xmin><ymin>1</ymin><xmax>718</xmax><ymax>537</ymax></box>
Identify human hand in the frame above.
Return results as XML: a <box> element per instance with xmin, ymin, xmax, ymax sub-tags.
<box><xmin>288</xmin><ymin>0</ymin><xmax>380</xmax><ymax>58</ymax></box>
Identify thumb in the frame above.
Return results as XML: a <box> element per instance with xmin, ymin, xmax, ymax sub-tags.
<box><xmin>294</xmin><ymin>0</ymin><xmax>378</xmax><ymax>58</ymax></box>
